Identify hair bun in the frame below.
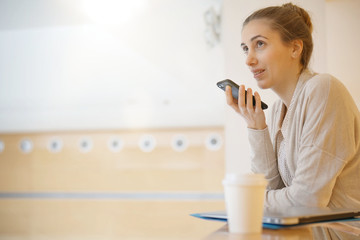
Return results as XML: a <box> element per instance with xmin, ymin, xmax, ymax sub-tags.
<box><xmin>282</xmin><ymin>3</ymin><xmax>313</xmax><ymax>33</ymax></box>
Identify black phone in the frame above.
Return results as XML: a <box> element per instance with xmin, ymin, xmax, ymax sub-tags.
<box><xmin>217</xmin><ymin>79</ymin><xmax>268</xmax><ymax>110</ymax></box>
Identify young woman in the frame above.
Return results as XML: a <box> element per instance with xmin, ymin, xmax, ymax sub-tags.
<box><xmin>225</xmin><ymin>3</ymin><xmax>360</xmax><ymax>208</ymax></box>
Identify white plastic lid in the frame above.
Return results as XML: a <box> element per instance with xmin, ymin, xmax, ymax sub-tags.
<box><xmin>222</xmin><ymin>173</ymin><xmax>268</xmax><ymax>186</ymax></box>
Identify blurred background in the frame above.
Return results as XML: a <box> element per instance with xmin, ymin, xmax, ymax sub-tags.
<box><xmin>0</xmin><ymin>0</ymin><xmax>224</xmax><ymax>131</ymax></box>
<box><xmin>0</xmin><ymin>0</ymin><xmax>359</xmax><ymax>239</ymax></box>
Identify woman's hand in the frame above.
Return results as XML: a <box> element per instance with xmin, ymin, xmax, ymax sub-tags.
<box><xmin>225</xmin><ymin>85</ymin><xmax>267</xmax><ymax>130</ymax></box>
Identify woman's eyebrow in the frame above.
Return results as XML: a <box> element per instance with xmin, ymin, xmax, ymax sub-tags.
<box><xmin>241</xmin><ymin>34</ymin><xmax>268</xmax><ymax>47</ymax></box>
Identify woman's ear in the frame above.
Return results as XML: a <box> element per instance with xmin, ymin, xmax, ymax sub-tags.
<box><xmin>291</xmin><ymin>39</ymin><xmax>303</xmax><ymax>59</ymax></box>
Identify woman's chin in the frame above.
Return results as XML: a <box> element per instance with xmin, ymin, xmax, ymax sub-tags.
<box><xmin>256</xmin><ymin>81</ymin><xmax>270</xmax><ymax>90</ymax></box>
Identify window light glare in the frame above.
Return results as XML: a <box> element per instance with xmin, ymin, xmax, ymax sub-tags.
<box><xmin>82</xmin><ymin>0</ymin><xmax>147</xmax><ymax>24</ymax></box>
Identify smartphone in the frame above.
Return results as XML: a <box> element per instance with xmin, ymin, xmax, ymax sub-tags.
<box><xmin>217</xmin><ymin>79</ymin><xmax>268</xmax><ymax>110</ymax></box>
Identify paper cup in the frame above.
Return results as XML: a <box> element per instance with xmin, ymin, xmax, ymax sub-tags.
<box><xmin>223</xmin><ymin>173</ymin><xmax>267</xmax><ymax>233</ymax></box>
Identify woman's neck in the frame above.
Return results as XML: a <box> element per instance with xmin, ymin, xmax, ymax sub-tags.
<box><xmin>272</xmin><ymin>67</ymin><xmax>302</xmax><ymax>108</ymax></box>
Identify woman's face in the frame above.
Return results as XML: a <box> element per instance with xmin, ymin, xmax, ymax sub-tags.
<box><xmin>241</xmin><ymin>19</ymin><xmax>298</xmax><ymax>90</ymax></box>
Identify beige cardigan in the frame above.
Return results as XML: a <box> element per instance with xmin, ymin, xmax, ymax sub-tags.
<box><xmin>248</xmin><ymin>69</ymin><xmax>360</xmax><ymax>208</ymax></box>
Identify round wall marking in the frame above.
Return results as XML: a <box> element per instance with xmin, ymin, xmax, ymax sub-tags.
<box><xmin>171</xmin><ymin>134</ymin><xmax>189</xmax><ymax>152</ymax></box>
<box><xmin>0</xmin><ymin>140</ymin><xmax>4</xmax><ymax>153</ymax></box>
<box><xmin>19</xmin><ymin>139</ymin><xmax>33</xmax><ymax>154</ymax></box>
<box><xmin>47</xmin><ymin>137</ymin><xmax>63</xmax><ymax>153</ymax></box>
<box><xmin>138</xmin><ymin>134</ymin><xmax>157</xmax><ymax>153</ymax></box>
<box><xmin>205</xmin><ymin>133</ymin><xmax>223</xmax><ymax>151</ymax></box>
<box><xmin>107</xmin><ymin>136</ymin><xmax>124</xmax><ymax>153</ymax></box>
<box><xmin>78</xmin><ymin>137</ymin><xmax>93</xmax><ymax>153</ymax></box>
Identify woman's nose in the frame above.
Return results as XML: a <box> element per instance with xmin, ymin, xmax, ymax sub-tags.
<box><xmin>245</xmin><ymin>51</ymin><xmax>257</xmax><ymax>66</ymax></box>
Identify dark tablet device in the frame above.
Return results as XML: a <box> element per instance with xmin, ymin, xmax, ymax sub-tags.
<box><xmin>193</xmin><ymin>207</ymin><xmax>360</xmax><ymax>225</ymax></box>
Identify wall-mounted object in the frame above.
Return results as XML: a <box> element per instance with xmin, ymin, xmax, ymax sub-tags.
<box><xmin>138</xmin><ymin>134</ymin><xmax>156</xmax><ymax>153</ymax></box>
<box><xmin>19</xmin><ymin>139</ymin><xmax>33</xmax><ymax>154</ymax></box>
<box><xmin>0</xmin><ymin>140</ymin><xmax>4</xmax><ymax>153</ymax></box>
<box><xmin>171</xmin><ymin>134</ymin><xmax>188</xmax><ymax>152</ymax></box>
<box><xmin>107</xmin><ymin>136</ymin><xmax>123</xmax><ymax>153</ymax></box>
<box><xmin>78</xmin><ymin>137</ymin><xmax>93</xmax><ymax>153</ymax></box>
<box><xmin>204</xmin><ymin>6</ymin><xmax>221</xmax><ymax>48</ymax></box>
<box><xmin>47</xmin><ymin>137</ymin><xmax>63</xmax><ymax>153</ymax></box>
<box><xmin>205</xmin><ymin>133</ymin><xmax>222</xmax><ymax>151</ymax></box>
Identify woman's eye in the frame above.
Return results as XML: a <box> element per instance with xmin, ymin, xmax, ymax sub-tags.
<box><xmin>242</xmin><ymin>46</ymin><xmax>249</xmax><ymax>54</ymax></box>
<box><xmin>256</xmin><ymin>41</ymin><xmax>265</xmax><ymax>48</ymax></box>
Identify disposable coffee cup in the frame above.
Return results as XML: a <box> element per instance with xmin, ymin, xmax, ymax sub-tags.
<box><xmin>222</xmin><ymin>173</ymin><xmax>268</xmax><ymax>233</ymax></box>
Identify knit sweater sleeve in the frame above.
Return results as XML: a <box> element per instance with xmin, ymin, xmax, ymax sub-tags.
<box><xmin>248</xmin><ymin>127</ymin><xmax>285</xmax><ymax>190</ymax></box>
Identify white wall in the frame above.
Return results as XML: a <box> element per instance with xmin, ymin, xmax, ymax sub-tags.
<box><xmin>0</xmin><ymin>0</ymin><xmax>225</xmax><ymax>132</ymax></box>
<box><xmin>326</xmin><ymin>0</ymin><xmax>360</xmax><ymax>108</ymax></box>
<box><xmin>222</xmin><ymin>0</ymin><xmax>328</xmax><ymax>173</ymax></box>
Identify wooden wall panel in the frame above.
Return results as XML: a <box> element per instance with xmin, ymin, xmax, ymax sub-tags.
<box><xmin>0</xmin><ymin>127</ymin><xmax>225</xmax><ymax>238</ymax></box>
<box><xmin>0</xmin><ymin>127</ymin><xmax>225</xmax><ymax>192</ymax></box>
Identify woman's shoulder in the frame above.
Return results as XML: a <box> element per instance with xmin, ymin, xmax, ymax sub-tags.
<box><xmin>301</xmin><ymin>71</ymin><xmax>358</xmax><ymax>113</ymax></box>
<box><xmin>306</xmin><ymin>72</ymin><xmax>336</xmax><ymax>88</ymax></box>
<box><xmin>302</xmin><ymin>72</ymin><xmax>347</xmax><ymax>98</ymax></box>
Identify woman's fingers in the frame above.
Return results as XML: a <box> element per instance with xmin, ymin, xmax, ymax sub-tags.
<box><xmin>225</xmin><ymin>86</ymin><xmax>240</xmax><ymax>113</ymax></box>
<box><xmin>238</xmin><ymin>85</ymin><xmax>246</xmax><ymax>109</ymax></box>
<box><xmin>226</xmin><ymin>84</ymin><xmax>263</xmax><ymax>113</ymax></box>
<box><xmin>225</xmin><ymin>84</ymin><xmax>266</xmax><ymax>130</ymax></box>
<box><xmin>254</xmin><ymin>91</ymin><xmax>262</xmax><ymax>111</ymax></box>
<box><xmin>246</xmin><ymin>88</ymin><xmax>254</xmax><ymax>111</ymax></box>
<box><xmin>225</xmin><ymin>86</ymin><xmax>234</xmax><ymax>105</ymax></box>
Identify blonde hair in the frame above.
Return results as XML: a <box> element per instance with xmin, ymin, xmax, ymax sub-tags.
<box><xmin>243</xmin><ymin>3</ymin><xmax>313</xmax><ymax>70</ymax></box>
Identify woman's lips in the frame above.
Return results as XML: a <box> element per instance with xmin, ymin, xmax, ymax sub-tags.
<box><xmin>253</xmin><ymin>69</ymin><xmax>265</xmax><ymax>79</ymax></box>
